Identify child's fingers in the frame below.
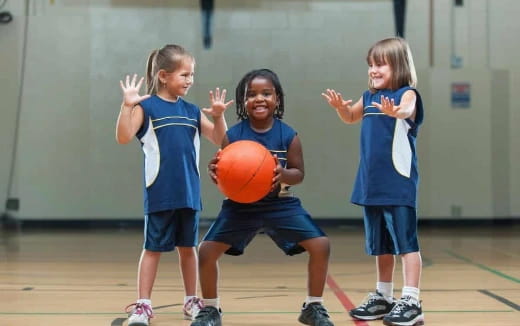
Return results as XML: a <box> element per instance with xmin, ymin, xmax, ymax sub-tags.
<box><xmin>207</xmin><ymin>162</ymin><xmax>218</xmax><ymax>184</ymax></box>
<box><xmin>321</xmin><ymin>93</ymin><xmax>331</xmax><ymax>101</ymax></box>
<box><xmin>371</xmin><ymin>101</ymin><xmax>382</xmax><ymax>109</ymax></box>
<box><xmin>210</xmin><ymin>151</ymin><xmax>221</xmax><ymax>163</ymax></box>
<box><xmin>136</xmin><ymin>77</ymin><xmax>145</xmax><ymax>89</ymax></box>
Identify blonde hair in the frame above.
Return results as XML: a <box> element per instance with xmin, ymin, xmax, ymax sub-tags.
<box><xmin>366</xmin><ymin>37</ymin><xmax>417</xmax><ymax>92</ymax></box>
<box><xmin>145</xmin><ymin>44</ymin><xmax>195</xmax><ymax>94</ymax></box>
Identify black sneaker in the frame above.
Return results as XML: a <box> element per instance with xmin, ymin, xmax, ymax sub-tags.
<box><xmin>298</xmin><ymin>302</ymin><xmax>334</xmax><ymax>326</ymax></box>
<box><xmin>349</xmin><ymin>291</ymin><xmax>395</xmax><ymax>320</ymax></box>
<box><xmin>190</xmin><ymin>306</ymin><xmax>222</xmax><ymax>326</ymax></box>
<box><xmin>383</xmin><ymin>296</ymin><xmax>424</xmax><ymax>326</ymax></box>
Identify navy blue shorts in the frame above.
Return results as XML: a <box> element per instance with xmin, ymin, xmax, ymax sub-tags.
<box><xmin>202</xmin><ymin>213</ymin><xmax>326</xmax><ymax>256</ymax></box>
<box><xmin>363</xmin><ymin>205</ymin><xmax>419</xmax><ymax>255</ymax></box>
<box><xmin>144</xmin><ymin>208</ymin><xmax>199</xmax><ymax>252</ymax></box>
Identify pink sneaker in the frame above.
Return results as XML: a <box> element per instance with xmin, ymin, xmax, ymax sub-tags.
<box><xmin>125</xmin><ymin>302</ymin><xmax>154</xmax><ymax>326</ymax></box>
<box><xmin>183</xmin><ymin>297</ymin><xmax>203</xmax><ymax>320</ymax></box>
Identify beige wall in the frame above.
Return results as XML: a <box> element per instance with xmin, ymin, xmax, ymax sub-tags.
<box><xmin>0</xmin><ymin>0</ymin><xmax>518</xmax><ymax>220</ymax></box>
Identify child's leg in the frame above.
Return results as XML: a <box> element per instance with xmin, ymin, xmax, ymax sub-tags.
<box><xmin>137</xmin><ymin>249</ymin><xmax>161</xmax><ymax>299</ymax></box>
<box><xmin>189</xmin><ymin>241</ymin><xmax>230</xmax><ymax>325</ymax></box>
<box><xmin>383</xmin><ymin>252</ymin><xmax>424</xmax><ymax>325</ymax></box>
<box><xmin>177</xmin><ymin>246</ymin><xmax>198</xmax><ymax>296</ymax></box>
<box><xmin>297</xmin><ymin>237</ymin><xmax>334</xmax><ymax>326</ymax></box>
<box><xmin>198</xmin><ymin>240</ymin><xmax>230</xmax><ymax>303</ymax></box>
<box><xmin>299</xmin><ymin>236</ymin><xmax>330</xmax><ymax>297</ymax></box>
<box><xmin>376</xmin><ymin>254</ymin><xmax>395</xmax><ymax>300</ymax></box>
<box><xmin>400</xmin><ymin>251</ymin><xmax>422</xmax><ymax>301</ymax></box>
<box><xmin>401</xmin><ymin>251</ymin><xmax>422</xmax><ymax>288</ymax></box>
<box><xmin>129</xmin><ymin>252</ymin><xmax>158</xmax><ymax>326</ymax></box>
<box><xmin>376</xmin><ymin>254</ymin><xmax>395</xmax><ymax>282</ymax></box>
<box><xmin>178</xmin><ymin>246</ymin><xmax>204</xmax><ymax>320</ymax></box>
<box><xmin>380</xmin><ymin>206</ymin><xmax>424</xmax><ymax>326</ymax></box>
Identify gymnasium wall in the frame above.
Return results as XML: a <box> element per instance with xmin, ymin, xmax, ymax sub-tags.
<box><xmin>0</xmin><ymin>0</ymin><xmax>518</xmax><ymax>220</ymax></box>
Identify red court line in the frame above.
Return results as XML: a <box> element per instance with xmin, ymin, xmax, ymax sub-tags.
<box><xmin>327</xmin><ymin>274</ymin><xmax>369</xmax><ymax>326</ymax></box>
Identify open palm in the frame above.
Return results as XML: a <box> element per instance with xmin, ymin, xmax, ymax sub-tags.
<box><xmin>202</xmin><ymin>87</ymin><xmax>234</xmax><ymax>117</ymax></box>
<box><xmin>120</xmin><ymin>74</ymin><xmax>150</xmax><ymax>107</ymax></box>
<box><xmin>321</xmin><ymin>88</ymin><xmax>352</xmax><ymax>111</ymax></box>
<box><xmin>372</xmin><ymin>95</ymin><xmax>399</xmax><ymax>117</ymax></box>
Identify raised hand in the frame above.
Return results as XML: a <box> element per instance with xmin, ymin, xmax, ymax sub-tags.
<box><xmin>202</xmin><ymin>88</ymin><xmax>234</xmax><ymax>118</ymax></box>
<box><xmin>120</xmin><ymin>74</ymin><xmax>150</xmax><ymax>107</ymax></box>
<box><xmin>321</xmin><ymin>88</ymin><xmax>353</xmax><ymax>111</ymax></box>
<box><xmin>372</xmin><ymin>95</ymin><xmax>399</xmax><ymax>118</ymax></box>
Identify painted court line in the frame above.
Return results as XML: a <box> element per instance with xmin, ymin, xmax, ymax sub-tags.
<box><xmin>478</xmin><ymin>290</ymin><xmax>520</xmax><ymax>311</ymax></box>
<box><xmin>444</xmin><ymin>249</ymin><xmax>520</xmax><ymax>283</ymax></box>
<box><xmin>326</xmin><ymin>274</ymin><xmax>369</xmax><ymax>326</ymax></box>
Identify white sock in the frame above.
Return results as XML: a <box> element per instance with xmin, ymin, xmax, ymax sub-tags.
<box><xmin>184</xmin><ymin>295</ymin><xmax>197</xmax><ymax>304</ymax></box>
<box><xmin>305</xmin><ymin>296</ymin><xmax>323</xmax><ymax>306</ymax></box>
<box><xmin>137</xmin><ymin>298</ymin><xmax>152</xmax><ymax>306</ymax></box>
<box><xmin>377</xmin><ymin>282</ymin><xmax>394</xmax><ymax>302</ymax></box>
<box><xmin>203</xmin><ymin>298</ymin><xmax>220</xmax><ymax>309</ymax></box>
<box><xmin>401</xmin><ymin>286</ymin><xmax>420</xmax><ymax>301</ymax></box>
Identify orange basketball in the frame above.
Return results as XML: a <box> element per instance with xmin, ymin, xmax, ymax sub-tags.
<box><xmin>216</xmin><ymin>140</ymin><xmax>276</xmax><ymax>203</ymax></box>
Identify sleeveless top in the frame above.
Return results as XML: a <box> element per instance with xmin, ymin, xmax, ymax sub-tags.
<box><xmin>221</xmin><ymin>118</ymin><xmax>308</xmax><ymax>218</ymax></box>
<box><xmin>351</xmin><ymin>86</ymin><xmax>424</xmax><ymax>208</ymax></box>
<box><xmin>136</xmin><ymin>95</ymin><xmax>202</xmax><ymax>214</ymax></box>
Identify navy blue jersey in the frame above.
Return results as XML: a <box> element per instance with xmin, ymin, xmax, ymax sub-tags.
<box><xmin>221</xmin><ymin>119</ymin><xmax>308</xmax><ymax>217</ymax></box>
<box><xmin>351</xmin><ymin>86</ymin><xmax>424</xmax><ymax>208</ymax></box>
<box><xmin>136</xmin><ymin>95</ymin><xmax>202</xmax><ymax>214</ymax></box>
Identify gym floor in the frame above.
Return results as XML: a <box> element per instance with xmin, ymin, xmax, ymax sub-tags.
<box><xmin>1</xmin><ymin>222</ymin><xmax>519</xmax><ymax>325</ymax></box>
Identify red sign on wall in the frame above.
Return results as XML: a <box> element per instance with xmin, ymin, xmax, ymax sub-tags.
<box><xmin>451</xmin><ymin>82</ymin><xmax>471</xmax><ymax>108</ymax></box>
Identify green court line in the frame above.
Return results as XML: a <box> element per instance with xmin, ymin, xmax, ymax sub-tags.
<box><xmin>444</xmin><ymin>249</ymin><xmax>520</xmax><ymax>283</ymax></box>
<box><xmin>0</xmin><ymin>310</ymin><xmax>514</xmax><ymax>316</ymax></box>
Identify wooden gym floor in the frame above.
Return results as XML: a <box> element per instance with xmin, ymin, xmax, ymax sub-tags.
<box><xmin>0</xmin><ymin>222</ymin><xmax>519</xmax><ymax>326</ymax></box>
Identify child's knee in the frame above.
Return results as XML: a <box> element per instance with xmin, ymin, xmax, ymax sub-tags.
<box><xmin>303</xmin><ymin>236</ymin><xmax>331</xmax><ymax>256</ymax></box>
<box><xmin>198</xmin><ymin>240</ymin><xmax>228</xmax><ymax>262</ymax></box>
<box><xmin>143</xmin><ymin>249</ymin><xmax>162</xmax><ymax>257</ymax></box>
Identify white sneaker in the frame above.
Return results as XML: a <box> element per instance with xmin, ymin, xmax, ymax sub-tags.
<box><xmin>125</xmin><ymin>302</ymin><xmax>154</xmax><ymax>326</ymax></box>
<box><xmin>183</xmin><ymin>297</ymin><xmax>203</xmax><ymax>320</ymax></box>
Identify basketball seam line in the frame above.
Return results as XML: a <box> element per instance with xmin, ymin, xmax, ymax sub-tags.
<box><xmin>229</xmin><ymin>150</ymin><xmax>269</xmax><ymax>198</ymax></box>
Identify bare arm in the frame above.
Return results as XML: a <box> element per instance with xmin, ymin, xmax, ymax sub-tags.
<box><xmin>273</xmin><ymin>135</ymin><xmax>305</xmax><ymax>187</ymax></box>
<box><xmin>201</xmin><ymin>88</ymin><xmax>234</xmax><ymax>146</ymax></box>
<box><xmin>372</xmin><ymin>89</ymin><xmax>417</xmax><ymax>120</ymax></box>
<box><xmin>116</xmin><ymin>104</ymin><xmax>144</xmax><ymax>144</ymax></box>
<box><xmin>321</xmin><ymin>89</ymin><xmax>363</xmax><ymax>124</ymax></box>
<box><xmin>115</xmin><ymin>74</ymin><xmax>150</xmax><ymax>144</ymax></box>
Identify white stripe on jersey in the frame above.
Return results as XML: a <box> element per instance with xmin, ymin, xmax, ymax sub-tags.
<box><xmin>140</xmin><ymin>117</ymin><xmax>160</xmax><ymax>187</ymax></box>
<box><xmin>152</xmin><ymin>115</ymin><xmax>198</xmax><ymax>123</ymax></box>
<box><xmin>154</xmin><ymin>122</ymin><xmax>198</xmax><ymax>130</ymax></box>
<box><xmin>392</xmin><ymin>119</ymin><xmax>412</xmax><ymax>178</ymax></box>
<box><xmin>194</xmin><ymin>128</ymin><xmax>200</xmax><ymax>177</ymax></box>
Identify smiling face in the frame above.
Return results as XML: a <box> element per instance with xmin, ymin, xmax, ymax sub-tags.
<box><xmin>244</xmin><ymin>76</ymin><xmax>279</xmax><ymax>124</ymax></box>
<box><xmin>368</xmin><ymin>57</ymin><xmax>392</xmax><ymax>90</ymax></box>
<box><xmin>158</xmin><ymin>57</ymin><xmax>195</xmax><ymax>100</ymax></box>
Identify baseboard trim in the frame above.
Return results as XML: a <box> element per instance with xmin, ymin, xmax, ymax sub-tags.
<box><xmin>5</xmin><ymin>217</ymin><xmax>518</xmax><ymax>230</ymax></box>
